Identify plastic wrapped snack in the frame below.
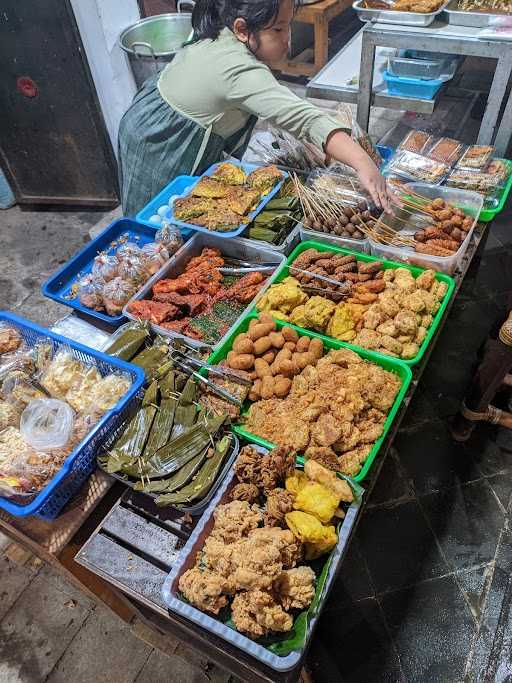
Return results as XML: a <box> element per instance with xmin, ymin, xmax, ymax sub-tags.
<box><xmin>1</xmin><ymin>371</ymin><xmax>46</xmax><ymax>411</ymax></box>
<box><xmin>78</xmin><ymin>275</ymin><xmax>104</xmax><ymax>311</ymax></box>
<box><xmin>0</xmin><ymin>324</ymin><xmax>22</xmax><ymax>356</ymax></box>
<box><xmin>92</xmin><ymin>253</ymin><xmax>119</xmax><ymax>282</ymax></box>
<box><xmin>64</xmin><ymin>365</ymin><xmax>102</xmax><ymax>412</ymax></box>
<box><xmin>398</xmin><ymin>130</ymin><xmax>432</xmax><ymax>155</ymax></box>
<box><xmin>20</xmin><ymin>398</ymin><xmax>74</xmax><ymax>450</ymax></box>
<box><xmin>155</xmin><ymin>224</ymin><xmax>183</xmax><ymax>256</ymax></box>
<box><xmin>141</xmin><ymin>242</ymin><xmax>170</xmax><ymax>276</ymax></box>
<box><xmin>446</xmin><ymin>160</ymin><xmax>509</xmax><ymax>197</ymax></box>
<box><xmin>118</xmin><ymin>256</ymin><xmax>149</xmax><ymax>287</ymax></box>
<box><xmin>116</xmin><ymin>241</ymin><xmax>142</xmax><ymax>261</ymax></box>
<box><xmin>40</xmin><ymin>350</ymin><xmax>84</xmax><ymax>400</ymax></box>
<box><xmin>88</xmin><ymin>372</ymin><xmax>131</xmax><ymax>412</ymax></box>
<box><xmin>426</xmin><ymin>138</ymin><xmax>464</xmax><ymax>165</ymax></box>
<box><xmin>456</xmin><ymin>145</ymin><xmax>495</xmax><ymax>171</ymax></box>
<box><xmin>102</xmin><ymin>277</ymin><xmax>138</xmax><ymax>317</ymax></box>
<box><xmin>0</xmin><ymin>400</ymin><xmax>20</xmax><ymax>431</ymax></box>
<box><xmin>386</xmin><ymin>151</ymin><xmax>449</xmax><ymax>184</ymax></box>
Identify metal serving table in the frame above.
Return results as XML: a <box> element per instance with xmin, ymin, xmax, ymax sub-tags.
<box><xmin>307</xmin><ymin>20</ymin><xmax>512</xmax><ymax>155</ymax></box>
<box><xmin>0</xmin><ymin>224</ymin><xmax>493</xmax><ymax>681</ymax></box>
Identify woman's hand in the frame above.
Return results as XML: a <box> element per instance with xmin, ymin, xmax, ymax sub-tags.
<box><xmin>356</xmin><ymin>161</ymin><xmax>393</xmax><ymax>214</ymax></box>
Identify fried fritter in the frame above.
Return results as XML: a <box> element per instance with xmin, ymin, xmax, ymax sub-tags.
<box><xmin>226</xmin><ymin>187</ymin><xmax>260</xmax><ymax>216</ymax></box>
<box><xmin>264</xmin><ymin>488</ymin><xmax>295</xmax><ymax>527</ymax></box>
<box><xmin>249</xmin><ymin>527</ymin><xmax>303</xmax><ymax>569</ymax></box>
<box><xmin>210</xmin><ymin>500</ymin><xmax>263</xmax><ymax>544</ymax></box>
<box><xmin>274</xmin><ymin>566</ymin><xmax>316</xmax><ymax>611</ymax></box>
<box><xmin>210</xmin><ymin>162</ymin><xmax>247</xmax><ymax>186</ymax></box>
<box><xmin>304</xmin><ymin>446</ymin><xmax>340</xmax><ymax>472</ymax></box>
<box><xmin>230</xmin><ymin>482</ymin><xmax>261</xmax><ymax>503</ymax></box>
<box><xmin>178</xmin><ymin>567</ymin><xmax>231</xmax><ymax>615</ymax></box>
<box><xmin>338</xmin><ymin>445</ymin><xmax>372</xmax><ymax>477</ymax></box>
<box><xmin>231</xmin><ymin>590</ymin><xmax>293</xmax><ymax>638</ymax></box>
<box><xmin>173</xmin><ymin>196</ymin><xmax>211</xmax><ymax>220</ymax></box>
<box><xmin>191</xmin><ymin>177</ymin><xmax>230</xmax><ymax>199</ymax></box>
<box><xmin>247</xmin><ymin>165</ymin><xmax>283</xmax><ymax>193</ymax></box>
<box><xmin>231</xmin><ymin>535</ymin><xmax>284</xmax><ymax>590</ymax></box>
<box><xmin>234</xmin><ymin>445</ymin><xmax>262</xmax><ymax>485</ymax></box>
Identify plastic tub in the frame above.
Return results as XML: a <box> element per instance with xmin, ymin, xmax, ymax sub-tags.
<box><xmin>383</xmin><ymin>71</ymin><xmax>443</xmax><ymax>100</ymax></box>
<box><xmin>162</xmin><ymin>460</ymin><xmax>363</xmax><ymax>672</ymax></box>
<box><xmin>123</xmin><ymin>232</ymin><xmax>286</xmax><ymax>352</ymax></box>
<box><xmin>299</xmin><ymin>225</ymin><xmax>370</xmax><ymax>254</ymax></box>
<box><xmin>0</xmin><ymin>312</ymin><xmax>145</xmax><ymax>519</ymax></box>
<box><xmin>42</xmin><ymin>219</ymin><xmax>163</xmax><ymax>327</ymax></box>
<box><xmin>477</xmin><ymin>159</ymin><xmax>512</xmax><ymax>222</ymax></box>
<box><xmin>167</xmin><ymin>161</ymin><xmax>288</xmax><ymax>239</ymax></box>
<box><xmin>208</xmin><ymin>309</ymin><xmax>413</xmax><ymax>481</ymax></box>
<box><xmin>237</xmin><ymin>224</ymin><xmax>301</xmax><ymax>256</ymax></box>
<box><xmin>369</xmin><ymin>183</ymin><xmax>483</xmax><ymax>275</ymax></box>
<box><xmin>98</xmin><ymin>435</ymin><xmax>240</xmax><ymax>517</ymax></box>
<box><xmin>388</xmin><ymin>56</ymin><xmax>444</xmax><ymax>80</ymax></box>
<box><xmin>252</xmin><ymin>240</ymin><xmax>454</xmax><ymax>368</ymax></box>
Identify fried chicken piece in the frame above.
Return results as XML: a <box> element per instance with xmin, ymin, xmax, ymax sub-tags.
<box><xmin>249</xmin><ymin>527</ymin><xmax>303</xmax><ymax>569</ymax></box>
<box><xmin>191</xmin><ymin>177</ymin><xmax>230</xmax><ymax>199</ymax></box>
<box><xmin>210</xmin><ymin>162</ymin><xmax>247</xmax><ymax>186</ymax></box>
<box><xmin>202</xmin><ymin>537</ymin><xmax>235</xmax><ymax>579</ymax></box>
<box><xmin>231</xmin><ymin>590</ymin><xmax>293</xmax><ymax>639</ymax></box>
<box><xmin>231</xmin><ymin>535</ymin><xmax>284</xmax><ymax>590</ymax></box>
<box><xmin>304</xmin><ymin>446</ymin><xmax>340</xmax><ymax>472</ymax></box>
<box><xmin>338</xmin><ymin>445</ymin><xmax>372</xmax><ymax>477</ymax></box>
<box><xmin>231</xmin><ymin>483</ymin><xmax>261</xmax><ymax>503</ymax></box>
<box><xmin>264</xmin><ymin>488</ymin><xmax>295</xmax><ymax>527</ymax></box>
<box><xmin>178</xmin><ymin>567</ymin><xmax>231</xmax><ymax>615</ymax></box>
<box><xmin>311</xmin><ymin>413</ymin><xmax>342</xmax><ymax>447</ymax></box>
<box><xmin>152</xmin><ymin>291</ymin><xmax>206</xmax><ymax>316</ymax></box>
<box><xmin>274</xmin><ymin>567</ymin><xmax>316</xmax><ymax>611</ymax></box>
<box><xmin>234</xmin><ymin>445</ymin><xmax>263</xmax><ymax>485</ymax></box>
<box><xmin>210</xmin><ymin>500</ymin><xmax>263</xmax><ymax>544</ymax></box>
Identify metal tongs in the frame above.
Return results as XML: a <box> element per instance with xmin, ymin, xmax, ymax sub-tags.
<box><xmin>171</xmin><ymin>349</ymin><xmax>251</xmax><ymax>386</ymax></box>
<box><xmin>170</xmin><ymin>354</ymin><xmax>244</xmax><ymax>407</ymax></box>
<box><xmin>289</xmin><ymin>266</ymin><xmax>352</xmax><ymax>295</ymax></box>
<box><xmin>220</xmin><ymin>257</ymin><xmax>276</xmax><ymax>275</ymax></box>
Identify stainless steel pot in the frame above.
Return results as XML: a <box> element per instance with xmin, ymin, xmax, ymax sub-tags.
<box><xmin>119</xmin><ymin>3</ymin><xmax>194</xmax><ymax>89</ymax></box>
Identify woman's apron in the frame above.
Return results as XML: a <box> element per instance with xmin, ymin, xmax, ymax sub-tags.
<box><xmin>118</xmin><ymin>74</ymin><xmax>257</xmax><ymax>217</ymax></box>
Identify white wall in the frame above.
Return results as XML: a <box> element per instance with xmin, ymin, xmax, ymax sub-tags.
<box><xmin>70</xmin><ymin>0</ymin><xmax>140</xmax><ymax>153</ymax></box>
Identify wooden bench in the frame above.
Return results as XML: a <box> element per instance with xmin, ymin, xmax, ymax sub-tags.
<box><xmin>274</xmin><ymin>0</ymin><xmax>352</xmax><ymax>78</ymax></box>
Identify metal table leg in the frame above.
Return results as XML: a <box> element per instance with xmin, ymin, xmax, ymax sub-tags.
<box><xmin>477</xmin><ymin>55</ymin><xmax>512</xmax><ymax>146</ymax></box>
<box><xmin>356</xmin><ymin>32</ymin><xmax>376</xmax><ymax>132</ymax></box>
<box><xmin>494</xmin><ymin>85</ymin><xmax>512</xmax><ymax>157</ymax></box>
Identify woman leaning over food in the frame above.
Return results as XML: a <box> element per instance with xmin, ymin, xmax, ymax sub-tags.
<box><xmin>118</xmin><ymin>0</ymin><xmax>392</xmax><ymax>217</ymax></box>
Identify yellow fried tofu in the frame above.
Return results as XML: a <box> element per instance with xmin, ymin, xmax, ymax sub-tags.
<box><xmin>285</xmin><ymin>511</ymin><xmax>337</xmax><ymax>559</ymax></box>
<box><xmin>210</xmin><ymin>162</ymin><xmax>247</xmax><ymax>186</ymax></box>
<box><xmin>326</xmin><ymin>304</ymin><xmax>355</xmax><ymax>339</ymax></box>
<box><xmin>293</xmin><ymin>482</ymin><xmax>340</xmax><ymax>524</ymax></box>
<box><xmin>285</xmin><ymin>470</ymin><xmax>309</xmax><ymax>496</ymax></box>
<box><xmin>304</xmin><ymin>296</ymin><xmax>336</xmax><ymax>332</ymax></box>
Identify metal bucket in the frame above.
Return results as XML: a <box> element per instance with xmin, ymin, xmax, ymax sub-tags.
<box><xmin>119</xmin><ymin>4</ymin><xmax>194</xmax><ymax>89</ymax></box>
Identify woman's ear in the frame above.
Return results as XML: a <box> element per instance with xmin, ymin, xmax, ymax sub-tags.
<box><xmin>233</xmin><ymin>17</ymin><xmax>250</xmax><ymax>43</ymax></box>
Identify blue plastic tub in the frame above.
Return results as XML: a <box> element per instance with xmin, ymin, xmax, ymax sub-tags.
<box><xmin>136</xmin><ymin>175</ymin><xmax>196</xmax><ymax>237</ymax></box>
<box><xmin>383</xmin><ymin>71</ymin><xmax>443</xmax><ymax>101</ymax></box>
<box><xmin>42</xmin><ymin>218</ymin><xmax>161</xmax><ymax>327</ymax></box>
<box><xmin>0</xmin><ymin>312</ymin><xmax>145</xmax><ymax>519</ymax></box>
<box><xmin>167</xmin><ymin>161</ymin><xmax>288</xmax><ymax>239</ymax></box>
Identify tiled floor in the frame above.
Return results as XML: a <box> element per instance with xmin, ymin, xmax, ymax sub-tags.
<box><xmin>307</xmin><ymin>203</ymin><xmax>512</xmax><ymax>681</ymax></box>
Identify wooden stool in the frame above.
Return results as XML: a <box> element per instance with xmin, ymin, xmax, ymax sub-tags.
<box><xmin>451</xmin><ymin>310</ymin><xmax>512</xmax><ymax>442</ymax></box>
<box><xmin>274</xmin><ymin>0</ymin><xmax>352</xmax><ymax>78</ymax></box>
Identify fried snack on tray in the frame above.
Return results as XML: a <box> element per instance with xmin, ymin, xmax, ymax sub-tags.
<box><xmin>179</xmin><ymin>567</ymin><xmax>232</xmax><ymax>615</ymax></box>
<box><xmin>226</xmin><ymin>188</ymin><xmax>261</xmax><ymax>216</ymax></box>
<box><xmin>210</xmin><ymin>162</ymin><xmax>247</xmax><ymax>186</ymax></box>
<box><xmin>247</xmin><ymin>165</ymin><xmax>283</xmax><ymax>193</ymax></box>
<box><xmin>264</xmin><ymin>487</ymin><xmax>295</xmax><ymax>527</ymax></box>
<box><xmin>274</xmin><ymin>567</ymin><xmax>316</xmax><ymax>611</ymax></box>
<box><xmin>191</xmin><ymin>177</ymin><xmax>230</xmax><ymax>199</ymax></box>
<box><xmin>231</xmin><ymin>590</ymin><xmax>293</xmax><ymax>638</ymax></box>
<box><xmin>209</xmin><ymin>499</ymin><xmax>263</xmax><ymax>544</ymax></box>
<box><xmin>173</xmin><ymin>196</ymin><xmax>211</xmax><ymax>221</ymax></box>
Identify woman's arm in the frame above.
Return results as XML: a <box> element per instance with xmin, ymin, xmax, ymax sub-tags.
<box><xmin>325</xmin><ymin>130</ymin><xmax>392</xmax><ymax>212</ymax></box>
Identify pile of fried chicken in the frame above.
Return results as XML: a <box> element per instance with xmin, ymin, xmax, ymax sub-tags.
<box><xmin>244</xmin><ymin>347</ymin><xmax>402</xmax><ymax>477</ymax></box>
<box><xmin>174</xmin><ymin>163</ymin><xmax>283</xmax><ymax>232</ymax></box>
<box><xmin>127</xmin><ymin>248</ymin><xmax>266</xmax><ymax>339</ymax></box>
<box><xmin>178</xmin><ymin>445</ymin><xmax>352</xmax><ymax>640</ymax></box>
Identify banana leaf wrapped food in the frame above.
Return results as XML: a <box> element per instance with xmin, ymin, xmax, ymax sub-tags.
<box><xmin>143</xmin><ymin>367</ymin><xmax>178</xmax><ymax>458</ymax></box>
<box><xmin>103</xmin><ymin>322</ymin><xmax>150</xmax><ymax>361</ymax></box>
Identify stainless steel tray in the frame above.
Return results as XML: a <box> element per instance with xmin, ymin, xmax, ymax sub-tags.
<box><xmin>353</xmin><ymin>0</ymin><xmax>449</xmax><ymax>26</ymax></box>
<box><xmin>123</xmin><ymin>232</ymin><xmax>286</xmax><ymax>352</ymax></box>
<box><xmin>444</xmin><ymin>0</ymin><xmax>508</xmax><ymax>27</ymax></box>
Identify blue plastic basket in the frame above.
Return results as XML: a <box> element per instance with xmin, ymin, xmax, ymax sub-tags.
<box><xmin>136</xmin><ymin>175</ymin><xmax>196</xmax><ymax>237</ymax></box>
<box><xmin>383</xmin><ymin>71</ymin><xmax>443</xmax><ymax>101</ymax></box>
<box><xmin>0</xmin><ymin>312</ymin><xmax>145</xmax><ymax>519</ymax></box>
<box><xmin>167</xmin><ymin>161</ymin><xmax>288</xmax><ymax>239</ymax></box>
<box><xmin>42</xmin><ymin>218</ymin><xmax>163</xmax><ymax>327</ymax></box>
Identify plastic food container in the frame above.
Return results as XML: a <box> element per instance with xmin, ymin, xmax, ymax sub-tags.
<box><xmin>385</xmin><ymin>150</ymin><xmax>450</xmax><ymax>185</ymax></box>
<box><xmin>299</xmin><ymin>225</ymin><xmax>370</xmax><ymax>254</ymax></box>
<box><xmin>426</xmin><ymin>137</ymin><xmax>465</xmax><ymax>165</ymax></box>
<box><xmin>248</xmin><ymin>241</ymin><xmax>454</xmax><ymax>369</ymax></box>
<box><xmin>352</xmin><ymin>0</ymin><xmax>450</xmax><ymax>26</ymax></box>
<box><xmin>208</xmin><ymin>309</ymin><xmax>413</xmax><ymax>479</ymax></box>
<box><xmin>476</xmin><ymin>160</ymin><xmax>512</xmax><ymax>222</ymax></box>
<box><xmin>162</xmin><ymin>460</ymin><xmax>363</xmax><ymax>672</ymax></box>
<box><xmin>0</xmin><ymin>312</ymin><xmax>145</xmax><ymax>519</ymax></box>
<box><xmin>98</xmin><ymin>434</ymin><xmax>240</xmax><ymax>517</ymax></box>
<box><xmin>167</xmin><ymin>161</ymin><xmax>287</xmax><ymax>239</ymax></box>
<box><xmin>369</xmin><ymin>183</ymin><xmax>484</xmax><ymax>275</ymax></box>
<box><xmin>123</xmin><ymin>232</ymin><xmax>286</xmax><ymax>352</ymax></box>
<box><xmin>42</xmin><ymin>219</ymin><xmax>165</xmax><ymax>327</ymax></box>
<box><xmin>383</xmin><ymin>71</ymin><xmax>444</xmax><ymax>100</ymax></box>
<box><xmin>398</xmin><ymin>130</ymin><xmax>433</xmax><ymax>155</ymax></box>
<box><xmin>388</xmin><ymin>56</ymin><xmax>445</xmax><ymax>80</ymax></box>
<box><xmin>237</xmin><ymin>224</ymin><xmax>301</xmax><ymax>256</ymax></box>
<box><xmin>456</xmin><ymin>145</ymin><xmax>495</xmax><ymax>171</ymax></box>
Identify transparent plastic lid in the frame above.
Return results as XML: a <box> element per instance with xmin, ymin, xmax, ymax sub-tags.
<box><xmin>388</xmin><ymin>56</ymin><xmax>444</xmax><ymax>80</ymax></box>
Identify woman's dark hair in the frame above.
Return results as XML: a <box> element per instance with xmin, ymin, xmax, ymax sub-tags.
<box><xmin>192</xmin><ymin>0</ymin><xmax>298</xmax><ymax>42</ymax></box>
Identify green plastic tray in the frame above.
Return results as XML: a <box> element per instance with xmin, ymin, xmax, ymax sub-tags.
<box><xmin>207</xmin><ymin>311</ymin><xmax>412</xmax><ymax>482</ymax></box>
<box><xmin>478</xmin><ymin>159</ymin><xmax>512</xmax><ymax>223</ymax></box>
<box><xmin>257</xmin><ymin>240</ymin><xmax>455</xmax><ymax>367</ymax></box>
